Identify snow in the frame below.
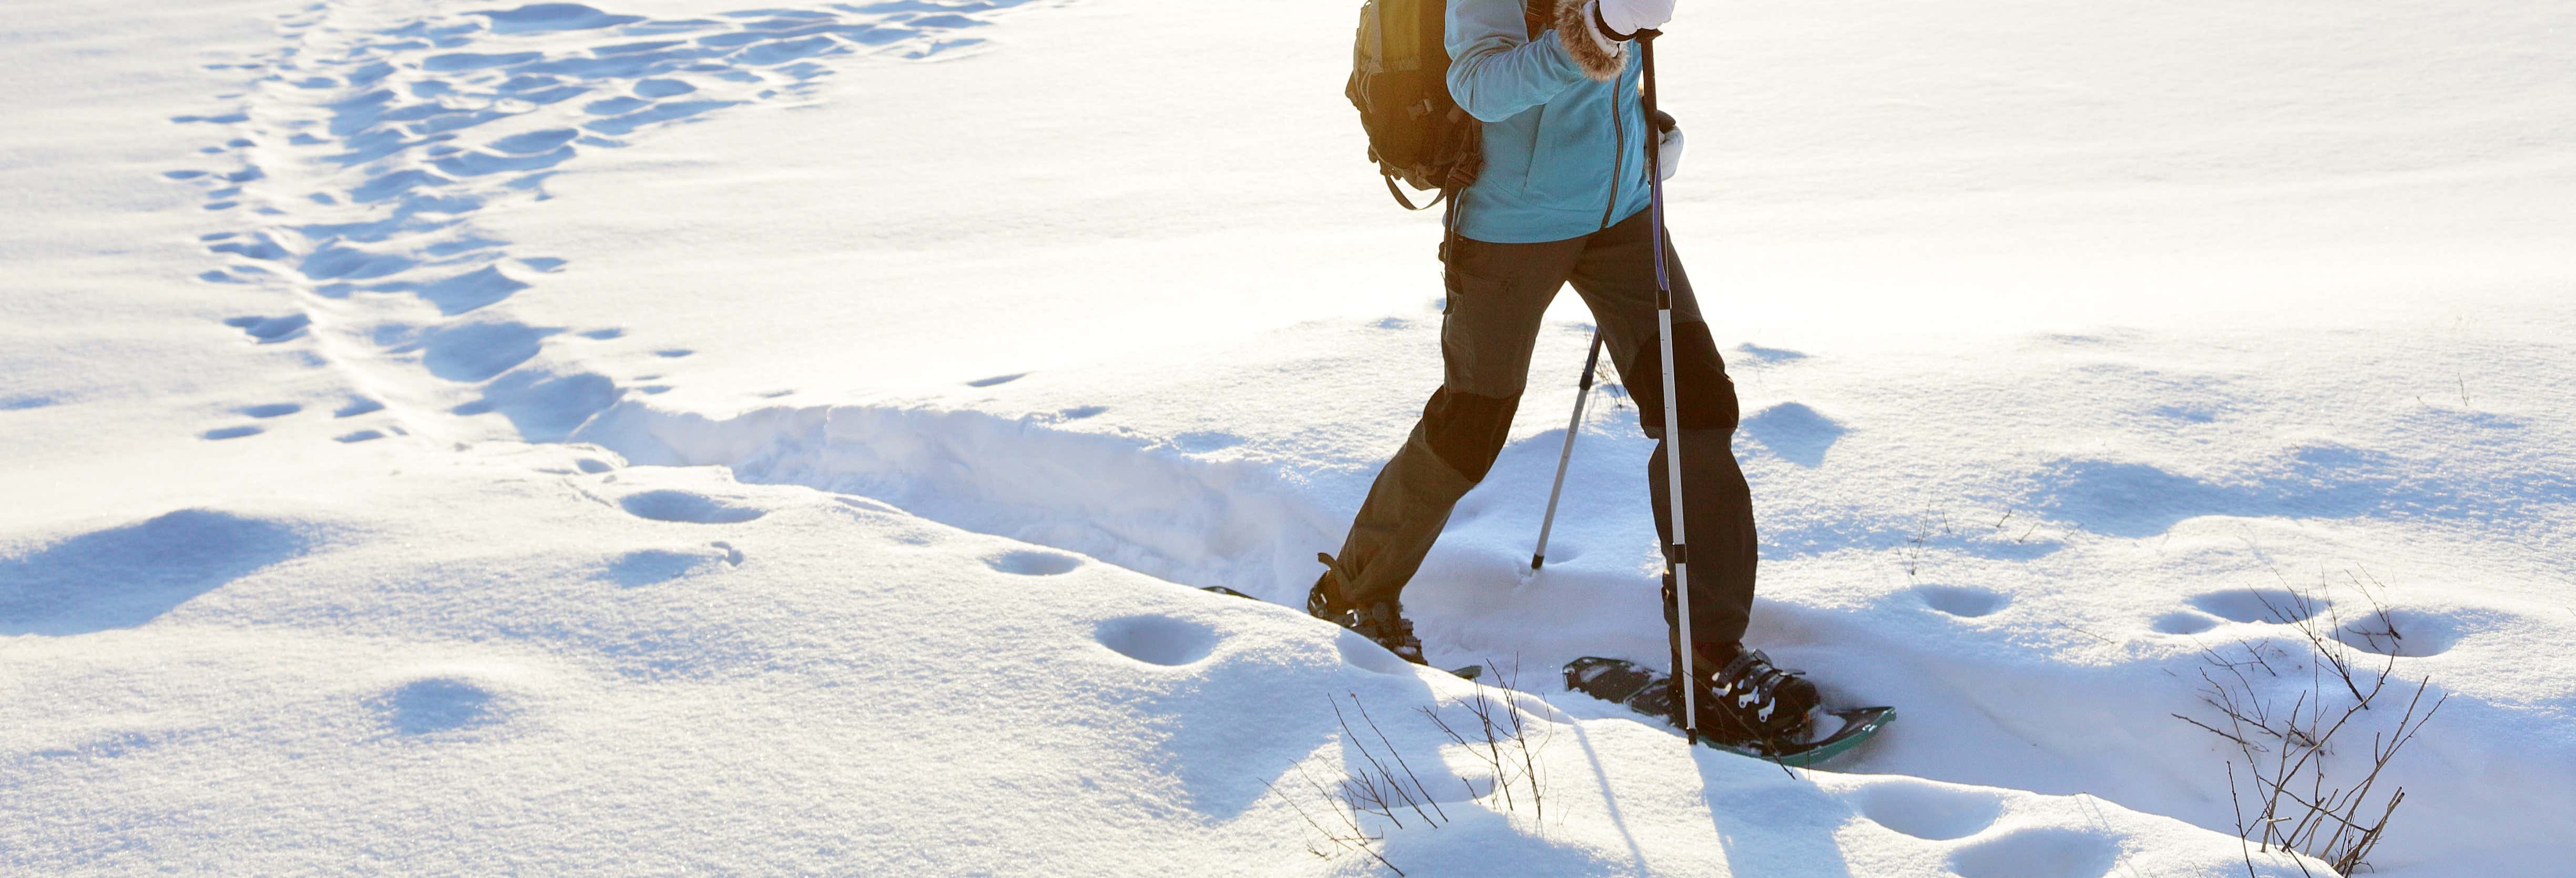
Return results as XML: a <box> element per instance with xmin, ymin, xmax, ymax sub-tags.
<box><xmin>3</xmin><ymin>0</ymin><xmax>2571</xmax><ymax>874</ymax></box>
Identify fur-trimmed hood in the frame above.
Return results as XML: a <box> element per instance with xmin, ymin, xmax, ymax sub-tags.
<box><xmin>1554</xmin><ymin>0</ymin><xmax>1626</xmax><ymax>82</ymax></box>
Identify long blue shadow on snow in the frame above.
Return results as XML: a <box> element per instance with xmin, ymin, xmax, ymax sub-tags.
<box><xmin>2027</xmin><ymin>444</ymin><xmax>2410</xmax><ymax>539</ymax></box>
<box><xmin>1699</xmin><ymin>753</ymin><xmax>1857</xmax><ymax>878</ymax></box>
<box><xmin>1739</xmin><ymin>402</ymin><xmax>1845</xmax><ymax>468</ymax></box>
<box><xmin>0</xmin><ymin>509</ymin><xmax>309</xmax><ymax>636</ymax></box>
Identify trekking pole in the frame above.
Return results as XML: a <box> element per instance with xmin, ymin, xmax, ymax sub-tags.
<box><xmin>1635</xmin><ymin>28</ymin><xmax>1696</xmax><ymax>747</ymax></box>
<box><xmin>1530</xmin><ymin>332</ymin><xmax>1603</xmax><ymax>571</ymax></box>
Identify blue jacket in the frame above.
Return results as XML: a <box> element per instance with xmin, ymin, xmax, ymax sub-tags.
<box><xmin>1446</xmin><ymin>0</ymin><xmax>1653</xmax><ymax>244</ymax></box>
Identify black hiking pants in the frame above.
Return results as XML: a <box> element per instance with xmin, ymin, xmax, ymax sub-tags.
<box><xmin>1328</xmin><ymin>210</ymin><xmax>1759</xmax><ymax>649</ymax></box>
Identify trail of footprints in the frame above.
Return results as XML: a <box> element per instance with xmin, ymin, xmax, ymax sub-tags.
<box><xmin>1909</xmin><ymin>577</ymin><xmax>2459</xmax><ymax>658</ymax></box>
<box><xmin>2159</xmin><ymin>586</ymin><xmax>2459</xmax><ymax>657</ymax></box>
<box><xmin>1847</xmin><ymin>781</ymin><xmax>2130</xmax><ymax>878</ymax></box>
<box><xmin>173</xmin><ymin>0</ymin><xmax>1028</xmax><ymax>446</ymax></box>
<box><xmin>969</xmin><ymin>546</ymin><xmax>1235</xmax><ymax>670</ymax></box>
<box><xmin>904</xmin><ymin>529</ymin><xmax>2271</xmax><ymax>872</ymax></box>
<box><xmin>1079</xmin><ymin>582</ymin><xmax>2129</xmax><ymax>873</ymax></box>
<box><xmin>196</xmin><ymin>394</ymin><xmax>398</xmax><ymax>442</ymax></box>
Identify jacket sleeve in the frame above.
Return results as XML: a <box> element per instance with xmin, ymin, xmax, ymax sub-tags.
<box><xmin>1445</xmin><ymin>0</ymin><xmax>1590</xmax><ymax>123</ymax></box>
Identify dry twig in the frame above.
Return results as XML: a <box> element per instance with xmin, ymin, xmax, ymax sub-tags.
<box><xmin>2175</xmin><ymin>573</ymin><xmax>2448</xmax><ymax>875</ymax></box>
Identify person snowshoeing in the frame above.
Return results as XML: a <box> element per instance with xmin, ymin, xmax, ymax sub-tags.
<box><xmin>1312</xmin><ymin>0</ymin><xmax>1821</xmax><ymax>746</ymax></box>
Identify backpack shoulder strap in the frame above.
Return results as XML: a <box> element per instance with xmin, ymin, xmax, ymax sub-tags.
<box><xmin>1385</xmin><ymin>173</ymin><xmax>1448</xmax><ymax>211</ymax></box>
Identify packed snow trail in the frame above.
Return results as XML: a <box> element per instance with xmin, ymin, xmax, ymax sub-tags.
<box><xmin>170</xmin><ymin>0</ymin><xmax>1040</xmax><ymax>447</ymax></box>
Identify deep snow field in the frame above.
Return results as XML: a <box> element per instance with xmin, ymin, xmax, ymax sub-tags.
<box><xmin>5</xmin><ymin>0</ymin><xmax>2573</xmax><ymax>875</ymax></box>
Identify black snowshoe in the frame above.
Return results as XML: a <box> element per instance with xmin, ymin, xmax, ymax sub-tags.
<box><xmin>1565</xmin><ymin>646</ymin><xmax>1895</xmax><ymax>767</ymax></box>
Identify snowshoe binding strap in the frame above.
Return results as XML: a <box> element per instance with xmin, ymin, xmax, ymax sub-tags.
<box><xmin>1706</xmin><ymin>648</ymin><xmax>1816</xmax><ymax>741</ymax></box>
<box><xmin>1306</xmin><ymin>554</ymin><xmax>1425</xmax><ymax>665</ymax></box>
<box><xmin>1344</xmin><ymin>602</ymin><xmax>1426</xmax><ymax>665</ymax></box>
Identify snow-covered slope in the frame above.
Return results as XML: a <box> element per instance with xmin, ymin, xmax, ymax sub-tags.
<box><xmin>5</xmin><ymin>0</ymin><xmax>2572</xmax><ymax>874</ymax></box>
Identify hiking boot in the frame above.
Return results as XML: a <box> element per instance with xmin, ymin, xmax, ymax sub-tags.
<box><xmin>1307</xmin><ymin>553</ymin><xmax>1426</xmax><ymax>665</ymax></box>
<box><xmin>1678</xmin><ymin>642</ymin><xmax>1820</xmax><ymax>746</ymax></box>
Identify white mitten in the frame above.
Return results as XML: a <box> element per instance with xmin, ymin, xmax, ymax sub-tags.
<box><xmin>1597</xmin><ymin>0</ymin><xmax>1675</xmax><ymax>39</ymax></box>
<box><xmin>1658</xmin><ymin>124</ymin><xmax>1684</xmax><ymax>181</ymax></box>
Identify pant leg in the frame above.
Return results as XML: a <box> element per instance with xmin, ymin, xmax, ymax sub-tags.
<box><xmin>1331</xmin><ymin>234</ymin><xmax>1585</xmax><ymax>606</ymax></box>
<box><xmin>1563</xmin><ymin>211</ymin><xmax>1757</xmax><ymax>649</ymax></box>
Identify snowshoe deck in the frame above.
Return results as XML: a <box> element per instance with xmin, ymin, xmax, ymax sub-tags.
<box><xmin>1564</xmin><ymin>656</ymin><xmax>1895</xmax><ymax>767</ymax></box>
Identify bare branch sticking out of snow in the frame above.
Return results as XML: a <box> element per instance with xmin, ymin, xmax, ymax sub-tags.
<box><xmin>1263</xmin><ymin>673</ymin><xmax>1562</xmax><ymax>875</ymax></box>
<box><xmin>1264</xmin><ymin>692</ymin><xmax>1455</xmax><ymax>875</ymax></box>
<box><xmin>2178</xmin><ymin>571</ymin><xmax>2449</xmax><ymax>875</ymax></box>
<box><xmin>1422</xmin><ymin>660</ymin><xmax>1553</xmax><ymax>826</ymax></box>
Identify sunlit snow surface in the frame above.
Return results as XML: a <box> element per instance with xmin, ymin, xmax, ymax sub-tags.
<box><xmin>4</xmin><ymin>0</ymin><xmax>2574</xmax><ymax>874</ymax></box>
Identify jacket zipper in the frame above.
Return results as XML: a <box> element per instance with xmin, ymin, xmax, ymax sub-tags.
<box><xmin>1599</xmin><ymin>62</ymin><xmax>1626</xmax><ymax>230</ymax></box>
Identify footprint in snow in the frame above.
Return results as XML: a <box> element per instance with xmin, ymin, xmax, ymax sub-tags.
<box><xmin>239</xmin><ymin>403</ymin><xmax>302</xmax><ymax>418</ymax></box>
<box><xmin>475</xmin><ymin>3</ymin><xmax>642</xmax><ymax>32</ymax></box>
<box><xmin>633</xmin><ymin>78</ymin><xmax>696</xmax><ymax>99</ymax></box>
<box><xmin>2334</xmin><ymin>607</ymin><xmax>2462</xmax><ymax>658</ymax></box>
<box><xmin>1914</xmin><ymin>584</ymin><xmax>2008</xmax><ymax>618</ymax></box>
<box><xmin>2150</xmin><ymin>610</ymin><xmax>2220</xmax><ymax>635</ymax></box>
<box><xmin>377</xmin><ymin>677</ymin><xmax>506</xmax><ymax>736</ymax></box>
<box><xmin>420</xmin><ymin>320</ymin><xmax>555</xmax><ymax>383</ymax></box>
<box><xmin>617</xmin><ymin>489</ymin><xmax>765</xmax><ymax>524</ymax></box>
<box><xmin>985</xmin><ymin>549</ymin><xmax>1079</xmax><ymax>576</ymax></box>
<box><xmin>222</xmin><ymin>314</ymin><xmax>309</xmax><ymax>343</ymax></box>
<box><xmin>1096</xmin><ymin>616</ymin><xmax>1218</xmax><ymax>667</ymax></box>
<box><xmin>600</xmin><ymin>545</ymin><xmax>738</xmax><ymax>587</ymax></box>
<box><xmin>201</xmin><ymin>425</ymin><xmax>264</xmax><ymax>441</ymax></box>
<box><xmin>1849</xmin><ymin>779</ymin><xmax>2005</xmax><ymax>841</ymax></box>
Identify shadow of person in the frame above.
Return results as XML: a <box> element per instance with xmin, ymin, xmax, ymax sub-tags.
<box><xmin>1695</xmin><ymin>747</ymin><xmax>1861</xmax><ymax>878</ymax></box>
<box><xmin>1565</xmin><ymin>720</ymin><xmax>1654</xmax><ymax>876</ymax></box>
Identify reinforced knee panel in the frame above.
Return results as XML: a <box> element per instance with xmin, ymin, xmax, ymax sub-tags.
<box><xmin>1621</xmin><ymin>320</ymin><xmax>1736</xmax><ymax>436</ymax></box>
<box><xmin>1420</xmin><ymin>386</ymin><xmax>1521</xmax><ymax>482</ymax></box>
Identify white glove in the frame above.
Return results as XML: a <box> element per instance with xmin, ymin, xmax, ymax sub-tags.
<box><xmin>1597</xmin><ymin>0</ymin><xmax>1675</xmax><ymax>39</ymax></box>
<box><xmin>1577</xmin><ymin>2</ymin><xmax>1623</xmax><ymax>58</ymax></box>
<box><xmin>1658</xmin><ymin>124</ymin><xmax>1684</xmax><ymax>181</ymax></box>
